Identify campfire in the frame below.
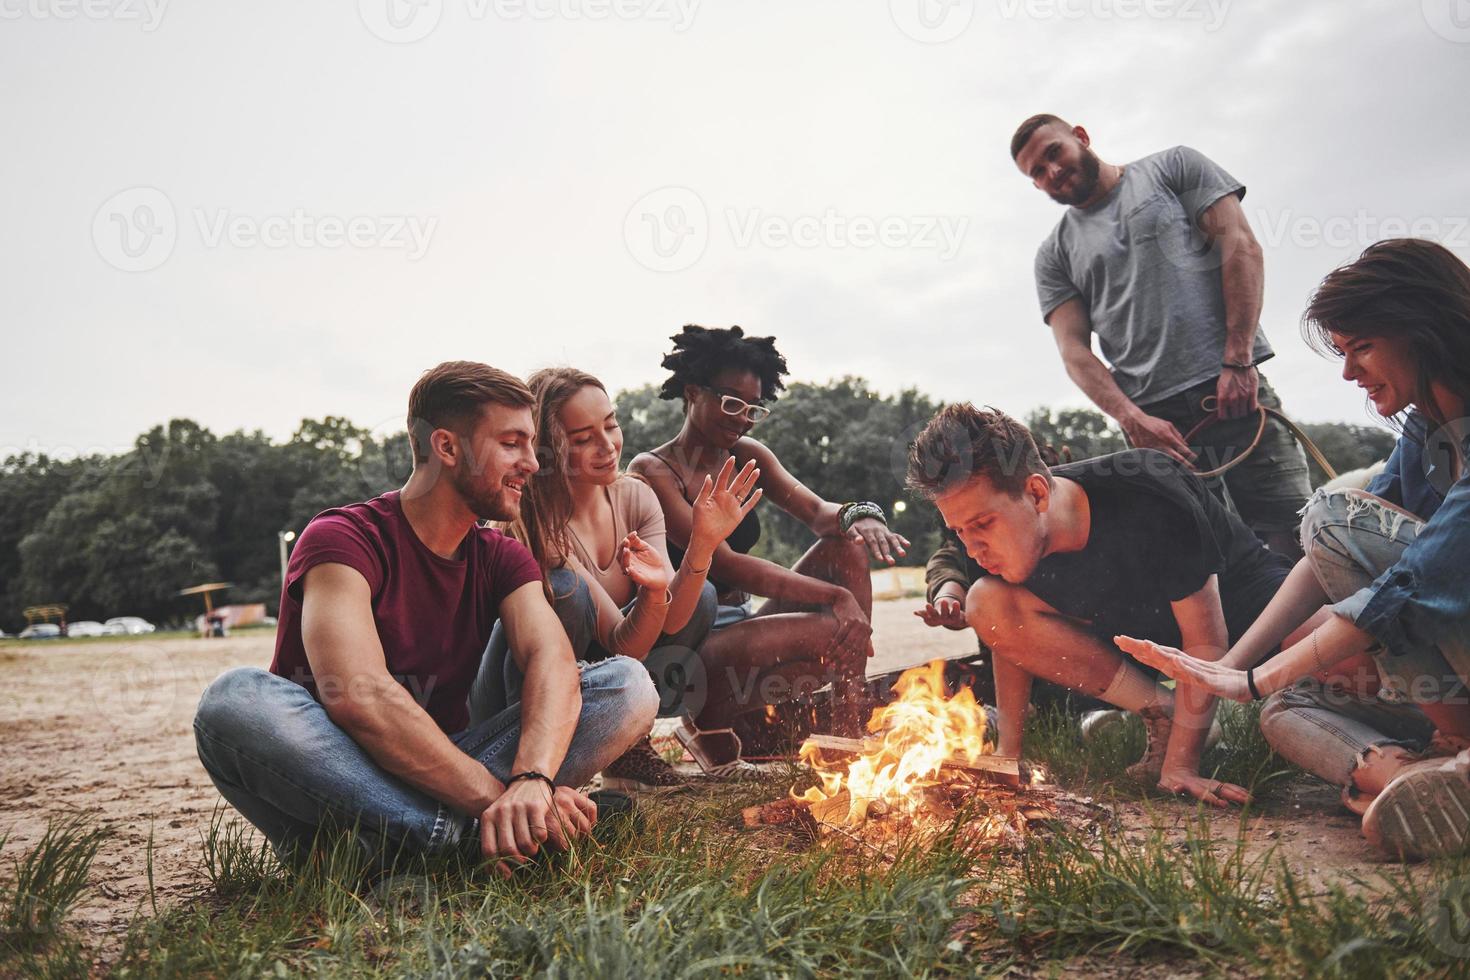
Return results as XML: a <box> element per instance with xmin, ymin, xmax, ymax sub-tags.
<box><xmin>743</xmin><ymin>660</ymin><xmax>1082</xmax><ymax>843</ymax></box>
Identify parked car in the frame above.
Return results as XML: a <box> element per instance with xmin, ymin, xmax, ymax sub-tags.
<box><xmin>104</xmin><ymin>617</ymin><xmax>156</xmax><ymax>635</ymax></box>
<box><xmin>65</xmin><ymin>620</ymin><xmax>106</xmax><ymax>637</ymax></box>
<box><xmin>19</xmin><ymin>624</ymin><xmax>61</xmax><ymax>640</ymax></box>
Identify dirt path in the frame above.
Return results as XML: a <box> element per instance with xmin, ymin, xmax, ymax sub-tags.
<box><xmin>0</xmin><ymin>600</ymin><xmax>1408</xmax><ymax>952</ymax></box>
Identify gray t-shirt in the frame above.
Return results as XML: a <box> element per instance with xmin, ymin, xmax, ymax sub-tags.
<box><xmin>1033</xmin><ymin>145</ymin><xmax>1273</xmax><ymax>406</ymax></box>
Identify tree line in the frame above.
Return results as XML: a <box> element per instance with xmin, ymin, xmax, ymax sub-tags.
<box><xmin>0</xmin><ymin>381</ymin><xmax>1394</xmax><ymax>632</ymax></box>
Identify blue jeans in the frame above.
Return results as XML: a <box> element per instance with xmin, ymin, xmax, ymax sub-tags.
<box><xmin>193</xmin><ymin>647</ymin><xmax>657</xmax><ymax>862</ymax></box>
<box><xmin>1259</xmin><ymin>489</ymin><xmax>1445</xmax><ymax>788</ymax></box>
<box><xmin>469</xmin><ymin>569</ymin><xmax>717</xmax><ymax>723</ymax></box>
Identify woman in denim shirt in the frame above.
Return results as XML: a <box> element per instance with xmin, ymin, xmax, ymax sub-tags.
<box><xmin>1117</xmin><ymin>238</ymin><xmax>1470</xmax><ymax>860</ymax></box>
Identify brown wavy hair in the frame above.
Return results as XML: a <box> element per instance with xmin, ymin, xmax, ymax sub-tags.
<box><xmin>906</xmin><ymin>403</ymin><xmax>1052</xmax><ymax>499</ymax></box>
<box><xmin>511</xmin><ymin>367</ymin><xmax>609</xmax><ymax>595</ymax></box>
<box><xmin>1303</xmin><ymin>238</ymin><xmax>1470</xmax><ymax>430</ymax></box>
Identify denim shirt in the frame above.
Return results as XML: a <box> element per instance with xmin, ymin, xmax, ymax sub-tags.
<box><xmin>1351</xmin><ymin>411</ymin><xmax>1470</xmax><ymax>663</ymax></box>
<box><xmin>1367</xmin><ymin>413</ymin><xmax>1448</xmax><ymax>519</ymax></box>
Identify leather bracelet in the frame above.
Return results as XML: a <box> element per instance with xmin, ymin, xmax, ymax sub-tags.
<box><xmin>1221</xmin><ymin>359</ymin><xmax>1259</xmax><ymax>370</ymax></box>
<box><xmin>1246</xmin><ymin>667</ymin><xmax>1263</xmax><ymax>701</ymax></box>
<box><xmin>507</xmin><ymin>770</ymin><xmax>557</xmax><ymax>791</ymax></box>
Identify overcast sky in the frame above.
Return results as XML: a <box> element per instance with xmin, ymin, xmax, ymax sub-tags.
<box><xmin>4</xmin><ymin>0</ymin><xmax>1469</xmax><ymax>458</ymax></box>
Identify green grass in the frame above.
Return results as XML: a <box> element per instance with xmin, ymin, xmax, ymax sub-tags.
<box><xmin>6</xmin><ymin>713</ymin><xmax>1467</xmax><ymax>978</ymax></box>
<box><xmin>973</xmin><ymin>808</ymin><xmax>1470</xmax><ymax>977</ymax></box>
<box><xmin>1023</xmin><ymin>699</ymin><xmax>1298</xmax><ymax>799</ymax></box>
<box><xmin>1</xmin><ymin>815</ymin><xmax>109</xmax><ymax>972</ymax></box>
<box><xmin>113</xmin><ymin>773</ymin><xmax>989</xmax><ymax>977</ymax></box>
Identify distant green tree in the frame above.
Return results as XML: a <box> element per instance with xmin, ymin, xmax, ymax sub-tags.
<box><xmin>616</xmin><ymin>384</ymin><xmax>684</xmax><ymax>458</ymax></box>
<box><xmin>0</xmin><ymin>394</ymin><xmax>1418</xmax><ymax>632</ymax></box>
<box><xmin>1299</xmin><ymin>422</ymin><xmax>1397</xmax><ymax>486</ymax></box>
<box><xmin>617</xmin><ymin>378</ymin><xmax>941</xmax><ymax>568</ymax></box>
<box><xmin>1024</xmin><ymin>407</ymin><xmax>1128</xmax><ymax>461</ymax></box>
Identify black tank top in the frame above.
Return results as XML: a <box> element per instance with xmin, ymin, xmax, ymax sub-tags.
<box><xmin>648</xmin><ymin>449</ymin><xmax>761</xmax><ymax>595</ymax></box>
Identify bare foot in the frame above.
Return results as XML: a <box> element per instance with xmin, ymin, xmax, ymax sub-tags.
<box><xmin>1341</xmin><ymin>744</ymin><xmax>1418</xmax><ymax>816</ymax></box>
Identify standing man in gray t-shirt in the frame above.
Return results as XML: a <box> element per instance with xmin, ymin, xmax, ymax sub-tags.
<box><xmin>1011</xmin><ymin>113</ymin><xmax>1310</xmax><ymax>557</ymax></box>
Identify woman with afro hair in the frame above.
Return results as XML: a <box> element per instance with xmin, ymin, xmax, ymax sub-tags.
<box><xmin>629</xmin><ymin>325</ymin><xmax>911</xmax><ymax>741</ymax></box>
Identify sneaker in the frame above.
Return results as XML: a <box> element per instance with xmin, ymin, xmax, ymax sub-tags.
<box><xmin>1361</xmin><ymin>749</ymin><xmax>1470</xmax><ymax>860</ymax></box>
<box><xmin>600</xmin><ymin>736</ymin><xmax>686</xmax><ymax>793</ymax></box>
<box><xmin>1080</xmin><ymin>709</ymin><xmax>1129</xmax><ymax>743</ymax></box>
<box><xmin>1125</xmin><ymin>705</ymin><xmax>1172</xmax><ymax>782</ymax></box>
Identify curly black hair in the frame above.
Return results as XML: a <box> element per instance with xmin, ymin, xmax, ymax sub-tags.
<box><xmin>656</xmin><ymin>325</ymin><xmax>789</xmax><ymax>403</ymax></box>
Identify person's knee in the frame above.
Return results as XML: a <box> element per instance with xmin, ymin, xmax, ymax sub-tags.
<box><xmin>1299</xmin><ymin>490</ymin><xmax>1358</xmax><ymax>580</ymax></box>
<box><xmin>1299</xmin><ymin>489</ymin><xmax>1341</xmax><ymax>552</ymax></box>
<box><xmin>1257</xmin><ymin>687</ymin><xmax>1295</xmax><ymax>750</ymax></box>
<box><xmin>549</xmin><ymin>566</ymin><xmax>589</xmax><ymax>607</ymax></box>
<box><xmin>585</xmin><ymin>655</ymin><xmax>658</xmax><ymax>735</ymax></box>
<box><xmin>819</xmin><ymin>533</ymin><xmax>868</xmax><ymax>567</ymax></box>
<box><xmin>195</xmin><ymin>667</ymin><xmax>276</xmax><ymax>739</ymax></box>
<box><xmin>965</xmin><ymin>578</ymin><xmax>1029</xmax><ymax>646</ymax></box>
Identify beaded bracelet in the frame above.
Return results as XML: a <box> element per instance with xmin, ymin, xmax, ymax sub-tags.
<box><xmin>838</xmin><ymin>501</ymin><xmax>887</xmax><ymax>533</ymax></box>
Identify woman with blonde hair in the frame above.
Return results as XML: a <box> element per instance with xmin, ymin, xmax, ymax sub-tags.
<box><xmin>471</xmin><ymin>367</ymin><xmax>761</xmax><ymax>789</ymax></box>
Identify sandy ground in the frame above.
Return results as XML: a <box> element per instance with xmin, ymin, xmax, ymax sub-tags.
<box><xmin>0</xmin><ymin>595</ymin><xmax>1413</xmax><ymax>954</ymax></box>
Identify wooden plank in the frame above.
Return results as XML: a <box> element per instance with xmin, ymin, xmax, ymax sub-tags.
<box><xmin>807</xmin><ymin>791</ymin><xmax>853</xmax><ymax>828</ymax></box>
<box><xmin>803</xmin><ymin>734</ymin><xmax>872</xmax><ymax>756</ymax></box>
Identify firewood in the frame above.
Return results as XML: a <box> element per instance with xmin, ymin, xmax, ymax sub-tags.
<box><xmin>801</xmin><ymin>734</ymin><xmax>1022</xmax><ymax>786</ymax></box>
<box><xmin>803</xmin><ymin>734</ymin><xmax>870</xmax><ymax>756</ymax></box>
<box><xmin>807</xmin><ymin>791</ymin><xmax>853</xmax><ymax>827</ymax></box>
<box><xmin>740</xmin><ymin>799</ymin><xmax>811</xmax><ymax>828</ymax></box>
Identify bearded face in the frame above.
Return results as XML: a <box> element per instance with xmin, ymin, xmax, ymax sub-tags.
<box><xmin>1048</xmin><ymin>143</ymin><xmax>1102</xmax><ymax>206</ymax></box>
<box><xmin>444</xmin><ymin>405</ymin><xmax>536</xmax><ymax>522</ymax></box>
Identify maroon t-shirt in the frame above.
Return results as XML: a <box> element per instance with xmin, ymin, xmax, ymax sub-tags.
<box><xmin>269</xmin><ymin>491</ymin><xmax>542</xmax><ymax>733</ymax></box>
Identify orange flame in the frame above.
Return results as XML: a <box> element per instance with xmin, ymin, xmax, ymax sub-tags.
<box><xmin>795</xmin><ymin>660</ymin><xmax>995</xmax><ymax>825</ymax></box>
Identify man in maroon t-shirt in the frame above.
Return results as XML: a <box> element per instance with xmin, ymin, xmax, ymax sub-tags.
<box><xmin>194</xmin><ymin>362</ymin><xmax>658</xmax><ymax>873</ymax></box>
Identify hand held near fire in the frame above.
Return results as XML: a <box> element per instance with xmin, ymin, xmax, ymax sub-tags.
<box><xmin>915</xmin><ymin>589</ymin><xmax>967</xmax><ymax>630</ymax></box>
<box><xmin>1114</xmin><ymin>635</ymin><xmax>1253</xmax><ymax>703</ymax></box>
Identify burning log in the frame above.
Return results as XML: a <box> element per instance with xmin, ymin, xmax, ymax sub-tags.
<box><xmin>741</xmin><ymin>798</ymin><xmax>816</xmax><ymax>829</ymax></box>
<box><xmin>741</xmin><ymin>791</ymin><xmax>860</xmax><ymax>829</ymax></box>
<box><xmin>801</xmin><ymin>734</ymin><xmax>1022</xmax><ymax>787</ymax></box>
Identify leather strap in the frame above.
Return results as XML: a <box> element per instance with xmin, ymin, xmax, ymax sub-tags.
<box><xmin>1182</xmin><ymin>396</ymin><xmax>1338</xmax><ymax>482</ymax></box>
